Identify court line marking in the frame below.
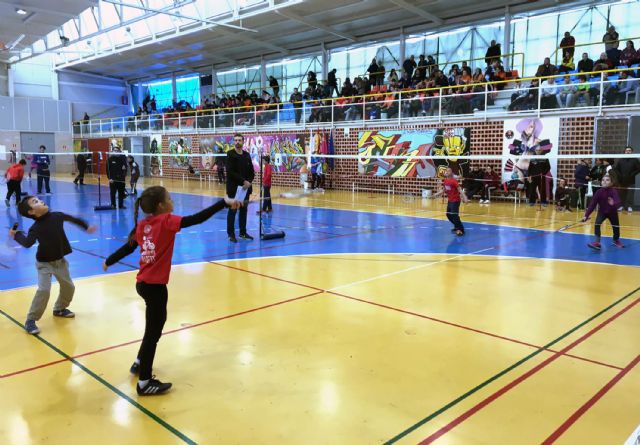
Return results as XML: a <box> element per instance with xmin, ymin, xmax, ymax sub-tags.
<box><xmin>540</xmin><ymin>353</ymin><xmax>640</xmax><ymax>444</ymax></box>
<box><xmin>385</xmin><ymin>286</ymin><xmax>640</xmax><ymax>445</ymax></box>
<box><xmin>0</xmin><ymin>308</ymin><xmax>197</xmax><ymax>445</ymax></box>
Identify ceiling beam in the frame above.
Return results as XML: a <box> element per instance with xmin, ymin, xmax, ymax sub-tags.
<box><xmin>213</xmin><ymin>27</ymin><xmax>290</xmax><ymax>55</ymax></box>
<box><xmin>388</xmin><ymin>0</ymin><xmax>443</xmax><ymax>25</ymax></box>
<box><xmin>0</xmin><ymin>0</ymin><xmax>79</xmax><ymax>19</ymax></box>
<box><xmin>274</xmin><ymin>9</ymin><xmax>357</xmax><ymax>42</ymax></box>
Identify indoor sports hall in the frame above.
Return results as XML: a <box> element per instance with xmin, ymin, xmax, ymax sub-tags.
<box><xmin>1</xmin><ymin>1</ymin><xmax>639</xmax><ymax>444</ymax></box>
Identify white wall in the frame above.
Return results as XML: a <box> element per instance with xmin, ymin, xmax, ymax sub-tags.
<box><xmin>12</xmin><ymin>54</ymin><xmax>54</xmax><ymax>99</ymax></box>
<box><xmin>58</xmin><ymin>70</ymin><xmax>130</xmax><ymax>120</ymax></box>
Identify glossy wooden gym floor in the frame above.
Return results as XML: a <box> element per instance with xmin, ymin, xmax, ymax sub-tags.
<box><xmin>1</xmin><ymin>177</ymin><xmax>639</xmax><ymax>444</ymax></box>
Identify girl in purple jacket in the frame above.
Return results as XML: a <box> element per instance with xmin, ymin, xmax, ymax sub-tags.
<box><xmin>582</xmin><ymin>175</ymin><xmax>624</xmax><ymax>250</ymax></box>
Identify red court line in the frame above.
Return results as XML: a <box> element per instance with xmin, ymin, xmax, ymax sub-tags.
<box><xmin>541</xmin><ymin>353</ymin><xmax>640</xmax><ymax>444</ymax></box>
<box><xmin>208</xmin><ymin>261</ymin><xmax>324</xmax><ymax>292</ymax></box>
<box><xmin>1</xmin><ymin>290</ymin><xmax>322</xmax><ymax>380</ymax></box>
<box><xmin>417</xmin><ymin>296</ymin><xmax>640</xmax><ymax>445</ymax></box>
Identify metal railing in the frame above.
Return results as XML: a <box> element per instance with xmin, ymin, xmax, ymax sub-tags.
<box><xmin>73</xmin><ymin>67</ymin><xmax>640</xmax><ymax>137</ymax></box>
<box><xmin>552</xmin><ymin>34</ymin><xmax>640</xmax><ymax>65</ymax></box>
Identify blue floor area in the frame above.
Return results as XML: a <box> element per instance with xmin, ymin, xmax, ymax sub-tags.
<box><xmin>1</xmin><ymin>179</ymin><xmax>638</xmax><ymax>291</ymax></box>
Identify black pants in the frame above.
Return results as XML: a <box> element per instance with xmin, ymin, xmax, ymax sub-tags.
<box><xmin>312</xmin><ymin>173</ymin><xmax>325</xmax><ymax>189</ymax></box>
<box><xmin>74</xmin><ymin>166</ymin><xmax>85</xmax><ymax>184</ymax></box>
<box><xmin>294</xmin><ymin>108</ymin><xmax>302</xmax><ymax>124</ymax></box>
<box><xmin>576</xmin><ymin>185</ymin><xmax>587</xmax><ymax>209</ymax></box>
<box><xmin>480</xmin><ymin>185</ymin><xmax>494</xmax><ymax>201</ymax></box>
<box><xmin>465</xmin><ymin>183</ymin><xmax>483</xmax><ymax>199</ymax></box>
<box><xmin>217</xmin><ymin>166</ymin><xmax>226</xmax><ymax>184</ymax></box>
<box><xmin>446</xmin><ymin>201</ymin><xmax>464</xmax><ymax>232</ymax></box>
<box><xmin>37</xmin><ymin>173</ymin><xmax>51</xmax><ymax>193</ymax></box>
<box><xmin>262</xmin><ymin>186</ymin><xmax>272</xmax><ymax>212</ymax></box>
<box><xmin>135</xmin><ymin>282</ymin><xmax>168</xmax><ymax>381</ymax></box>
<box><xmin>110</xmin><ymin>180</ymin><xmax>126</xmax><ymax>207</ymax></box>
<box><xmin>595</xmin><ymin>212</ymin><xmax>620</xmax><ymax>240</ymax></box>
<box><xmin>618</xmin><ymin>186</ymin><xmax>635</xmax><ymax>209</ymax></box>
<box><xmin>227</xmin><ymin>188</ymin><xmax>250</xmax><ymax>236</ymax></box>
<box><xmin>528</xmin><ymin>176</ymin><xmax>547</xmax><ymax>204</ymax></box>
<box><xmin>130</xmin><ymin>174</ymin><xmax>139</xmax><ymax>194</ymax></box>
<box><xmin>6</xmin><ymin>180</ymin><xmax>21</xmax><ymax>203</ymax></box>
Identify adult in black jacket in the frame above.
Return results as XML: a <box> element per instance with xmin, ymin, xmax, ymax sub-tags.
<box><xmin>402</xmin><ymin>56</ymin><xmax>416</xmax><ymax>80</ymax></box>
<box><xmin>485</xmin><ymin>40</ymin><xmax>501</xmax><ymax>65</ymax></box>
<box><xmin>327</xmin><ymin>69</ymin><xmax>338</xmax><ymax>96</ymax></box>
<box><xmin>527</xmin><ymin>151</ymin><xmax>551</xmax><ymax>205</ymax></box>
<box><xmin>74</xmin><ymin>153</ymin><xmax>87</xmax><ymax>185</ymax></box>
<box><xmin>107</xmin><ymin>147</ymin><xmax>128</xmax><ymax>209</ymax></box>
<box><xmin>226</xmin><ymin>134</ymin><xmax>255</xmax><ymax>242</ymax></box>
<box><xmin>614</xmin><ymin>146</ymin><xmax>640</xmax><ymax>211</ymax></box>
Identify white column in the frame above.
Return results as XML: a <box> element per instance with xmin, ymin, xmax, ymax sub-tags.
<box><xmin>399</xmin><ymin>27</ymin><xmax>406</xmax><ymax>66</ymax></box>
<box><xmin>51</xmin><ymin>57</ymin><xmax>59</xmax><ymax>100</ymax></box>
<box><xmin>126</xmin><ymin>81</ymin><xmax>134</xmax><ymax>113</ymax></box>
<box><xmin>504</xmin><ymin>6</ymin><xmax>512</xmax><ymax>71</ymax></box>
<box><xmin>321</xmin><ymin>42</ymin><xmax>328</xmax><ymax>82</ymax></box>
<box><xmin>260</xmin><ymin>56</ymin><xmax>267</xmax><ymax>92</ymax></box>
<box><xmin>8</xmin><ymin>67</ymin><xmax>15</xmax><ymax>97</ymax></box>
<box><xmin>212</xmin><ymin>65</ymin><xmax>217</xmax><ymax>95</ymax></box>
<box><xmin>171</xmin><ymin>72</ymin><xmax>177</xmax><ymax>103</ymax></box>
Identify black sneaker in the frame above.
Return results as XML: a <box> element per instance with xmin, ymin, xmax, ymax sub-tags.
<box><xmin>130</xmin><ymin>361</ymin><xmax>140</xmax><ymax>374</ymax></box>
<box><xmin>137</xmin><ymin>378</ymin><xmax>172</xmax><ymax>396</ymax></box>
<box><xmin>239</xmin><ymin>233</ymin><xmax>254</xmax><ymax>240</ymax></box>
<box><xmin>228</xmin><ymin>236</ymin><xmax>238</xmax><ymax>243</ymax></box>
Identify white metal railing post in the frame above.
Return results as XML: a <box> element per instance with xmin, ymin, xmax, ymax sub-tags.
<box><xmin>398</xmin><ymin>91</ymin><xmax>402</xmax><ymax>124</ymax></box>
<box><xmin>232</xmin><ymin>108</ymin><xmax>236</xmax><ymax>131</ymax></box>
<box><xmin>254</xmin><ymin>106</ymin><xmax>257</xmax><ymax>131</ymax></box>
<box><xmin>178</xmin><ymin>112</ymin><xmax>181</xmax><ymax>132</ymax></box>
<box><xmin>598</xmin><ymin>73</ymin><xmax>604</xmax><ymax>115</ymax></box>
<box><xmin>362</xmin><ymin>97</ymin><xmax>366</xmax><ymax>125</ymax></box>
<box><xmin>195</xmin><ymin>111</ymin><xmax>199</xmax><ymax>132</ymax></box>
<box><xmin>303</xmin><ymin>102</ymin><xmax>306</xmax><ymax>129</ymax></box>
<box><xmin>213</xmin><ymin>110</ymin><xmax>216</xmax><ymax>132</ymax></box>
<box><xmin>99</xmin><ymin>119</ymin><xmax>103</xmax><ymax>137</ymax></box>
<box><xmin>330</xmin><ymin>100</ymin><xmax>334</xmax><ymax>125</ymax></box>
<box><xmin>537</xmin><ymin>82</ymin><xmax>542</xmax><ymax>117</ymax></box>
<box><xmin>484</xmin><ymin>84</ymin><xmax>488</xmax><ymax>120</ymax></box>
<box><xmin>148</xmin><ymin>114</ymin><xmax>151</xmax><ymax>134</ymax></box>
<box><xmin>438</xmin><ymin>88</ymin><xmax>442</xmax><ymax>122</ymax></box>
<box><xmin>162</xmin><ymin>114</ymin><xmax>165</xmax><ymax>133</ymax></box>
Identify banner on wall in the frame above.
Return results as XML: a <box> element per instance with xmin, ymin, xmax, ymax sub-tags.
<box><xmin>501</xmin><ymin>117</ymin><xmax>559</xmax><ymax>185</ymax></box>
<box><xmin>168</xmin><ymin>136</ymin><xmax>192</xmax><ymax>168</ymax></box>
<box><xmin>357</xmin><ymin>128</ymin><xmax>471</xmax><ymax>178</ymax></box>
<box><xmin>200</xmin><ymin>136</ymin><xmax>225</xmax><ymax>170</ymax></box>
<box><xmin>211</xmin><ymin>133</ymin><xmax>307</xmax><ymax>172</ymax></box>
<box><xmin>148</xmin><ymin>134</ymin><xmax>163</xmax><ymax>176</ymax></box>
<box><xmin>109</xmin><ymin>138</ymin><xmax>123</xmax><ymax>152</ymax></box>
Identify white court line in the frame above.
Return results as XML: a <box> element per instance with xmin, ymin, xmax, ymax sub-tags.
<box><xmin>327</xmin><ymin>247</ymin><xmax>495</xmax><ymax>293</ymax></box>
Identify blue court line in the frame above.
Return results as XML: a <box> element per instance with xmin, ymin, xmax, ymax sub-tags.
<box><xmin>1</xmin><ymin>179</ymin><xmax>638</xmax><ymax>291</ymax></box>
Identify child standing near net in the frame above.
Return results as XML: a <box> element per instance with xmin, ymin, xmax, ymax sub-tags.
<box><xmin>582</xmin><ymin>174</ymin><xmax>624</xmax><ymax>250</ymax></box>
<box><xmin>258</xmin><ymin>155</ymin><xmax>273</xmax><ymax>214</ymax></box>
<box><xmin>5</xmin><ymin>159</ymin><xmax>26</xmax><ymax>207</ymax></box>
<box><xmin>10</xmin><ymin>196</ymin><xmax>96</xmax><ymax>334</ymax></box>
<box><xmin>103</xmin><ymin>186</ymin><xmax>240</xmax><ymax>396</ymax></box>
<box><xmin>128</xmin><ymin>155</ymin><xmax>140</xmax><ymax>196</ymax></box>
<box><xmin>432</xmin><ymin>167</ymin><xmax>469</xmax><ymax>236</ymax></box>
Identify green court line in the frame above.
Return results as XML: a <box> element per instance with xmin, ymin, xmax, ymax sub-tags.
<box><xmin>0</xmin><ymin>308</ymin><xmax>197</xmax><ymax>445</ymax></box>
<box><xmin>384</xmin><ymin>285</ymin><xmax>640</xmax><ymax>444</ymax></box>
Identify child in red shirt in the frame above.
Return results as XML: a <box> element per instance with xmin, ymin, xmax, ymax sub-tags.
<box><xmin>5</xmin><ymin>159</ymin><xmax>26</xmax><ymax>207</ymax></box>
<box><xmin>258</xmin><ymin>155</ymin><xmax>273</xmax><ymax>213</ymax></box>
<box><xmin>103</xmin><ymin>186</ymin><xmax>241</xmax><ymax>395</ymax></box>
<box><xmin>432</xmin><ymin>167</ymin><xmax>469</xmax><ymax>236</ymax></box>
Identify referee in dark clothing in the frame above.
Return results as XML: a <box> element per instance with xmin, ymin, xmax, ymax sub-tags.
<box><xmin>226</xmin><ymin>133</ymin><xmax>254</xmax><ymax>242</ymax></box>
<box><xmin>107</xmin><ymin>147</ymin><xmax>128</xmax><ymax>209</ymax></box>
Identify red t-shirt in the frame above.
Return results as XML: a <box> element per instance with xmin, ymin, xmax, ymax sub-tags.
<box><xmin>443</xmin><ymin>178</ymin><xmax>461</xmax><ymax>202</ymax></box>
<box><xmin>135</xmin><ymin>213</ymin><xmax>183</xmax><ymax>284</ymax></box>
<box><xmin>263</xmin><ymin>164</ymin><xmax>272</xmax><ymax>187</ymax></box>
<box><xmin>6</xmin><ymin>163</ymin><xmax>24</xmax><ymax>181</ymax></box>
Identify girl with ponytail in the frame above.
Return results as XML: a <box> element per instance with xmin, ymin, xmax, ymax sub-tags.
<box><xmin>103</xmin><ymin>186</ymin><xmax>240</xmax><ymax>395</ymax></box>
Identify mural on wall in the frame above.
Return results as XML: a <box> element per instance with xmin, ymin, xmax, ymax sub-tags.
<box><xmin>199</xmin><ymin>136</ymin><xmax>226</xmax><ymax>171</ymax></box>
<box><xmin>168</xmin><ymin>136</ymin><xmax>192</xmax><ymax>168</ymax></box>
<box><xmin>501</xmin><ymin>117</ymin><xmax>559</xmax><ymax>185</ymax></box>
<box><xmin>211</xmin><ymin>133</ymin><xmax>307</xmax><ymax>172</ymax></box>
<box><xmin>109</xmin><ymin>138</ymin><xmax>124</xmax><ymax>152</ymax></box>
<box><xmin>357</xmin><ymin>128</ymin><xmax>471</xmax><ymax>178</ymax></box>
<box><xmin>148</xmin><ymin>134</ymin><xmax>163</xmax><ymax>176</ymax></box>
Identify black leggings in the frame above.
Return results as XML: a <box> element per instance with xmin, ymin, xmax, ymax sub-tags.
<box><xmin>135</xmin><ymin>282</ymin><xmax>168</xmax><ymax>381</ymax></box>
<box><xmin>594</xmin><ymin>212</ymin><xmax>620</xmax><ymax>241</ymax></box>
<box><xmin>446</xmin><ymin>201</ymin><xmax>464</xmax><ymax>232</ymax></box>
<box><xmin>6</xmin><ymin>180</ymin><xmax>21</xmax><ymax>203</ymax></box>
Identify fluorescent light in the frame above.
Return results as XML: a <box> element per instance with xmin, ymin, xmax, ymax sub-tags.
<box><xmin>15</xmin><ymin>8</ymin><xmax>27</xmax><ymax>15</ymax></box>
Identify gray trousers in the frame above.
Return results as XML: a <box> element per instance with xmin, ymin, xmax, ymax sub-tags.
<box><xmin>28</xmin><ymin>258</ymin><xmax>75</xmax><ymax>321</ymax></box>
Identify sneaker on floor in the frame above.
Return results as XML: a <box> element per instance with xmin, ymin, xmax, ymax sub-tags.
<box><xmin>450</xmin><ymin>228</ymin><xmax>457</xmax><ymax>233</ymax></box>
<box><xmin>239</xmin><ymin>233</ymin><xmax>254</xmax><ymax>240</ymax></box>
<box><xmin>484</xmin><ymin>200</ymin><xmax>490</xmax><ymax>204</ymax></box>
<box><xmin>53</xmin><ymin>309</ymin><xmax>75</xmax><ymax>318</ymax></box>
<box><xmin>228</xmin><ymin>236</ymin><xmax>238</xmax><ymax>243</ymax></box>
<box><xmin>130</xmin><ymin>361</ymin><xmax>140</xmax><ymax>374</ymax></box>
<box><xmin>612</xmin><ymin>240</ymin><xmax>625</xmax><ymax>248</ymax></box>
<box><xmin>587</xmin><ymin>241</ymin><xmax>601</xmax><ymax>250</ymax></box>
<box><xmin>455</xmin><ymin>230</ymin><xmax>465</xmax><ymax>236</ymax></box>
<box><xmin>627</xmin><ymin>207</ymin><xmax>633</xmax><ymax>212</ymax></box>
<box><xmin>137</xmin><ymin>378</ymin><xmax>172</xmax><ymax>396</ymax></box>
<box><xmin>25</xmin><ymin>319</ymin><xmax>40</xmax><ymax>335</ymax></box>
<box><xmin>618</xmin><ymin>206</ymin><xmax>624</xmax><ymax>211</ymax></box>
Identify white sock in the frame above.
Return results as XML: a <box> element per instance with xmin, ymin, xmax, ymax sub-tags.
<box><xmin>138</xmin><ymin>379</ymin><xmax>149</xmax><ymax>388</ymax></box>
<box><xmin>134</xmin><ymin>358</ymin><xmax>140</xmax><ymax>365</ymax></box>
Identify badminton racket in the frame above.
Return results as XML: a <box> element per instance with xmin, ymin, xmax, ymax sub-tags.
<box><xmin>557</xmin><ymin>221</ymin><xmax>585</xmax><ymax>232</ymax></box>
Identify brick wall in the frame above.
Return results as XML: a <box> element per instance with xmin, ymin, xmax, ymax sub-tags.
<box><xmin>99</xmin><ymin>115</ymin><xmax>607</xmax><ymax>193</ymax></box>
<box><xmin>595</xmin><ymin>117</ymin><xmax>629</xmax><ymax>154</ymax></box>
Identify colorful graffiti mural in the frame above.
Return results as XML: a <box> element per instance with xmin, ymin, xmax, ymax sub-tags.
<box><xmin>168</xmin><ymin>136</ymin><xmax>192</xmax><ymax>168</ymax></box>
<box><xmin>357</xmin><ymin>129</ymin><xmax>470</xmax><ymax>178</ymax></box>
<box><xmin>211</xmin><ymin>134</ymin><xmax>306</xmax><ymax>172</ymax></box>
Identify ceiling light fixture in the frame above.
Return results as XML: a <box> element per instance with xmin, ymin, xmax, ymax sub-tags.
<box><xmin>15</xmin><ymin>8</ymin><xmax>27</xmax><ymax>15</ymax></box>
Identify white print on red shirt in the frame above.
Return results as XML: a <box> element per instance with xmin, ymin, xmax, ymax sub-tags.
<box><xmin>140</xmin><ymin>224</ymin><xmax>156</xmax><ymax>264</ymax></box>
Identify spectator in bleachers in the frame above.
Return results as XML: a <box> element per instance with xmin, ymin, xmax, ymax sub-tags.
<box><xmin>485</xmin><ymin>40</ymin><xmax>501</xmax><ymax>66</ymax></box>
<box><xmin>472</xmin><ymin>68</ymin><xmax>484</xmax><ymax>83</ymax></box>
<box><xmin>307</xmin><ymin>71</ymin><xmax>317</xmax><ymax>89</ymax></box>
<box><xmin>448</xmin><ymin>66</ymin><xmax>460</xmax><ymax>85</ymax></box>
<box><xmin>614</xmin><ymin>71</ymin><xmax>639</xmax><ymax>104</ymax></box>
<box><xmin>426</xmin><ymin>55</ymin><xmax>438</xmax><ymax>76</ymax></box>
<box><xmin>328</xmin><ymin>69</ymin><xmax>339</xmax><ymax>96</ymax></box>
<box><xmin>388</xmin><ymin>69</ymin><xmax>399</xmax><ymax>84</ymax></box>
<box><xmin>150</xmin><ymin>96</ymin><xmax>156</xmax><ymax>112</ymax></box>
<box><xmin>560</xmin><ymin>31</ymin><xmax>576</xmax><ymax>59</ymax></box>
<box><xmin>558</xmin><ymin>76</ymin><xmax>576</xmax><ymax>108</ymax></box>
<box><xmin>540</xmin><ymin>77</ymin><xmax>561</xmax><ymax>109</ymax></box>
<box><xmin>603</xmin><ymin>25</ymin><xmax>621</xmax><ymax>65</ymax></box>
<box><xmin>492</xmin><ymin>65</ymin><xmax>507</xmax><ymax>90</ymax></box>
<box><xmin>480</xmin><ymin>166</ymin><xmax>500</xmax><ymax>203</ymax></box>
<box><xmin>620</xmin><ymin>40</ymin><xmax>638</xmax><ymax>66</ymax></box>
<box><xmin>367</xmin><ymin>58</ymin><xmax>380</xmax><ymax>86</ymax></box>
<box><xmin>509</xmin><ymin>79</ymin><xmax>539</xmax><ymax>111</ymax></box>
<box><xmin>535</xmin><ymin>57</ymin><xmax>558</xmax><ymax>77</ymax></box>
<box><xmin>268</xmin><ymin>76</ymin><xmax>279</xmax><ymax>98</ymax></box>
<box><xmin>416</xmin><ymin>55</ymin><xmax>428</xmax><ymax>81</ymax></box>
<box><xmin>575</xmin><ymin>75</ymin><xmax>593</xmax><ymax>106</ymax></box>
<box><xmin>463</xmin><ymin>167</ymin><xmax>484</xmax><ymax>199</ymax></box>
<box><xmin>434</xmin><ymin>70</ymin><xmax>449</xmax><ymax>88</ymax></box>
<box><xmin>342</xmin><ymin>77</ymin><xmax>354</xmax><ymax>96</ymax></box>
<box><xmin>399</xmin><ymin>71</ymin><xmax>412</xmax><ymax>89</ymax></box>
<box><xmin>593</xmin><ymin>52</ymin><xmax>614</xmax><ymax>71</ymax></box>
<box><xmin>558</xmin><ymin>53</ymin><xmax>575</xmax><ymax>73</ymax></box>
<box><xmin>290</xmin><ymin>88</ymin><xmax>303</xmax><ymax>124</ymax></box>
<box><xmin>403</xmin><ymin>55</ymin><xmax>417</xmax><ymax>80</ymax></box>
<box><xmin>577</xmin><ymin>52</ymin><xmax>594</xmax><ymax>74</ymax></box>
